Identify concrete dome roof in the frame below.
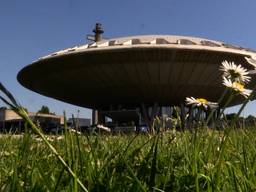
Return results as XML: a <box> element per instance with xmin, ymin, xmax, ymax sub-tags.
<box><xmin>34</xmin><ymin>35</ymin><xmax>256</xmax><ymax>60</ymax></box>
<box><xmin>17</xmin><ymin>35</ymin><xmax>256</xmax><ymax>109</ymax></box>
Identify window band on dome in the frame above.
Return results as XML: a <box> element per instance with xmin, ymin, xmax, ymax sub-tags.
<box><xmin>178</xmin><ymin>39</ymin><xmax>197</xmax><ymax>45</ymax></box>
<box><xmin>200</xmin><ymin>40</ymin><xmax>221</xmax><ymax>47</ymax></box>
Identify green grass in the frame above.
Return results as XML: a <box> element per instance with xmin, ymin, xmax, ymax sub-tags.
<box><xmin>1</xmin><ymin>128</ymin><xmax>256</xmax><ymax>191</ymax></box>
<box><xmin>1</xmin><ymin>81</ymin><xmax>256</xmax><ymax>191</ymax></box>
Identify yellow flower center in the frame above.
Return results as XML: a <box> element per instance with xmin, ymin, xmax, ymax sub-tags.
<box><xmin>233</xmin><ymin>82</ymin><xmax>244</xmax><ymax>91</ymax></box>
<box><xmin>196</xmin><ymin>98</ymin><xmax>208</xmax><ymax>104</ymax></box>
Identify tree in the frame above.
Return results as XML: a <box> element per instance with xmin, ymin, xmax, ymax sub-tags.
<box><xmin>38</xmin><ymin>105</ymin><xmax>50</xmax><ymax>114</ymax></box>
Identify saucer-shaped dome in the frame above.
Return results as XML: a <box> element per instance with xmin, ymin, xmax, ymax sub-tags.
<box><xmin>17</xmin><ymin>35</ymin><xmax>256</xmax><ymax>109</ymax></box>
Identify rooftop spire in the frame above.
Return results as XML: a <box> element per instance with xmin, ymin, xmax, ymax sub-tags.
<box><xmin>93</xmin><ymin>23</ymin><xmax>104</xmax><ymax>42</ymax></box>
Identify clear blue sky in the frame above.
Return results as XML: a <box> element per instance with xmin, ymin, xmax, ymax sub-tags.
<box><xmin>1</xmin><ymin>0</ymin><xmax>256</xmax><ymax>118</ymax></box>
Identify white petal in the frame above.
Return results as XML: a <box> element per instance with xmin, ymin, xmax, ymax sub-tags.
<box><xmin>245</xmin><ymin>56</ymin><xmax>256</xmax><ymax>68</ymax></box>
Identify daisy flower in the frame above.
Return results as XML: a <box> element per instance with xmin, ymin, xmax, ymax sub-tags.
<box><xmin>245</xmin><ymin>56</ymin><xmax>256</xmax><ymax>74</ymax></box>
<box><xmin>222</xmin><ymin>77</ymin><xmax>252</xmax><ymax>98</ymax></box>
<box><xmin>245</xmin><ymin>55</ymin><xmax>256</xmax><ymax>68</ymax></box>
<box><xmin>220</xmin><ymin>60</ymin><xmax>251</xmax><ymax>83</ymax></box>
<box><xmin>185</xmin><ymin>97</ymin><xmax>218</xmax><ymax>109</ymax></box>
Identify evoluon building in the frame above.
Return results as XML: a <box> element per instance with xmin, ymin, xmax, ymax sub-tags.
<box><xmin>17</xmin><ymin>24</ymin><xmax>256</xmax><ymax>129</ymax></box>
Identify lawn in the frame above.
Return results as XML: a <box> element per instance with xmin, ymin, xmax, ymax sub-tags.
<box><xmin>1</xmin><ymin>128</ymin><xmax>256</xmax><ymax>191</ymax></box>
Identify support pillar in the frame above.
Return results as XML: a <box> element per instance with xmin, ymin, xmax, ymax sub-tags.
<box><xmin>92</xmin><ymin>109</ymin><xmax>98</xmax><ymax>125</ymax></box>
<box><xmin>141</xmin><ymin>103</ymin><xmax>160</xmax><ymax>133</ymax></box>
<box><xmin>187</xmin><ymin>106</ymin><xmax>194</xmax><ymax>130</ymax></box>
<box><xmin>141</xmin><ymin>103</ymin><xmax>151</xmax><ymax>129</ymax></box>
<box><xmin>150</xmin><ymin>103</ymin><xmax>159</xmax><ymax>124</ymax></box>
<box><xmin>98</xmin><ymin>111</ymin><xmax>105</xmax><ymax>124</ymax></box>
<box><xmin>167</xmin><ymin>106</ymin><xmax>173</xmax><ymax>129</ymax></box>
<box><xmin>180</xmin><ymin>103</ymin><xmax>186</xmax><ymax>131</ymax></box>
<box><xmin>18</xmin><ymin>120</ymin><xmax>22</xmax><ymax>133</ymax></box>
<box><xmin>207</xmin><ymin>109</ymin><xmax>215</xmax><ymax>129</ymax></box>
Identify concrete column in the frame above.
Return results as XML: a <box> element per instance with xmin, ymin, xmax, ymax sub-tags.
<box><xmin>180</xmin><ymin>103</ymin><xmax>186</xmax><ymax>131</ymax></box>
<box><xmin>92</xmin><ymin>109</ymin><xmax>98</xmax><ymax>125</ymax></box>
<box><xmin>187</xmin><ymin>106</ymin><xmax>194</xmax><ymax>130</ymax></box>
<box><xmin>141</xmin><ymin>103</ymin><xmax>150</xmax><ymax>128</ymax></box>
<box><xmin>98</xmin><ymin>111</ymin><xmax>105</xmax><ymax>124</ymax></box>
<box><xmin>150</xmin><ymin>102</ymin><xmax>160</xmax><ymax>124</ymax></box>
<box><xmin>141</xmin><ymin>103</ymin><xmax>160</xmax><ymax>133</ymax></box>
<box><xmin>18</xmin><ymin>120</ymin><xmax>22</xmax><ymax>133</ymax></box>
<box><xmin>207</xmin><ymin>109</ymin><xmax>215</xmax><ymax>128</ymax></box>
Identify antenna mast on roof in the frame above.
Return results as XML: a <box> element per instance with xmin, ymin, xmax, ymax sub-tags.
<box><xmin>93</xmin><ymin>23</ymin><xmax>104</xmax><ymax>42</ymax></box>
<box><xmin>87</xmin><ymin>23</ymin><xmax>104</xmax><ymax>42</ymax></box>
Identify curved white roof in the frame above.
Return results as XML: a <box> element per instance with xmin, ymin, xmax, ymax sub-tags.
<box><xmin>39</xmin><ymin>35</ymin><xmax>256</xmax><ymax>61</ymax></box>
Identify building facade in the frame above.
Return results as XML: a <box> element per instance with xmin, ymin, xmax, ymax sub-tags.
<box><xmin>0</xmin><ymin>107</ymin><xmax>64</xmax><ymax>133</ymax></box>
